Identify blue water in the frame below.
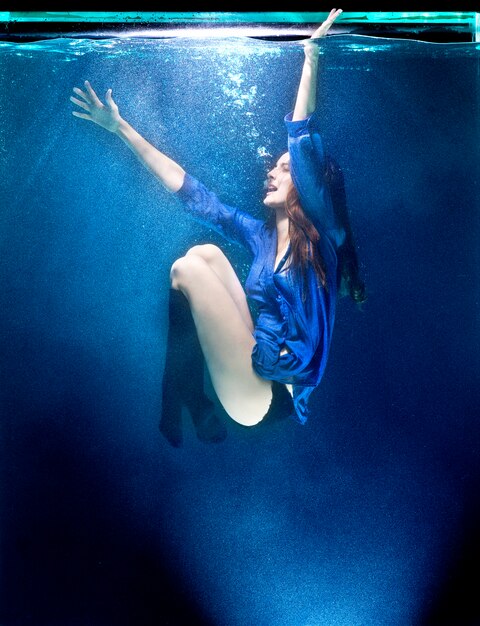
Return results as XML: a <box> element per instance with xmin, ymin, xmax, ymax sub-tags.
<box><xmin>1</xmin><ymin>35</ymin><xmax>479</xmax><ymax>625</ymax></box>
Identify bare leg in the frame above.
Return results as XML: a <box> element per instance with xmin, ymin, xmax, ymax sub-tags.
<box><xmin>185</xmin><ymin>244</ymin><xmax>254</xmax><ymax>332</ymax></box>
<box><xmin>189</xmin><ymin>245</ymin><xmax>293</xmax><ymax>399</ymax></box>
<box><xmin>170</xmin><ymin>247</ymin><xmax>272</xmax><ymax>426</ymax></box>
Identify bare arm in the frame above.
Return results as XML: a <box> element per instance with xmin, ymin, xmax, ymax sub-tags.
<box><xmin>292</xmin><ymin>8</ymin><xmax>342</xmax><ymax>121</ymax></box>
<box><xmin>114</xmin><ymin>118</ymin><xmax>185</xmax><ymax>192</ymax></box>
<box><xmin>70</xmin><ymin>81</ymin><xmax>185</xmax><ymax>192</ymax></box>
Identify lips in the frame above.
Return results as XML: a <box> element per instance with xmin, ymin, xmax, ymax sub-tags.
<box><xmin>267</xmin><ymin>185</ymin><xmax>277</xmax><ymax>192</ymax></box>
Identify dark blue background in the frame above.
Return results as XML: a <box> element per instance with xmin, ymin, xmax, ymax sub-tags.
<box><xmin>1</xmin><ymin>36</ymin><xmax>479</xmax><ymax>625</ymax></box>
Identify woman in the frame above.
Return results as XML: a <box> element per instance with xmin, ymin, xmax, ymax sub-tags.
<box><xmin>70</xmin><ymin>8</ymin><xmax>365</xmax><ymax>431</ymax></box>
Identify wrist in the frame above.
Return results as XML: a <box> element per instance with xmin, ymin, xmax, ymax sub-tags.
<box><xmin>114</xmin><ymin>117</ymin><xmax>129</xmax><ymax>137</ymax></box>
<box><xmin>304</xmin><ymin>44</ymin><xmax>319</xmax><ymax>64</ymax></box>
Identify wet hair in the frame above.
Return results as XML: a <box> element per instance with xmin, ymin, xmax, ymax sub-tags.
<box><xmin>284</xmin><ymin>183</ymin><xmax>327</xmax><ymax>296</ymax></box>
<box><xmin>324</xmin><ymin>156</ymin><xmax>367</xmax><ymax>305</ymax></box>
<box><xmin>267</xmin><ymin>155</ymin><xmax>366</xmax><ymax>306</ymax></box>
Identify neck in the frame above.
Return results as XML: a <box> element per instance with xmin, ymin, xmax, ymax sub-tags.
<box><xmin>275</xmin><ymin>210</ymin><xmax>289</xmax><ymax>247</ymax></box>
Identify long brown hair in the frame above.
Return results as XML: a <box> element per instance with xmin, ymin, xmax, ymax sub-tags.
<box><xmin>268</xmin><ymin>157</ymin><xmax>366</xmax><ymax>306</ymax></box>
<box><xmin>284</xmin><ymin>183</ymin><xmax>327</xmax><ymax>294</ymax></box>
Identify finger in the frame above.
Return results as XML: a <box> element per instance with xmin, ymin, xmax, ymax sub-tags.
<box><xmin>329</xmin><ymin>8</ymin><xmax>343</xmax><ymax>23</ymax></box>
<box><xmin>70</xmin><ymin>95</ymin><xmax>90</xmax><ymax>111</ymax></box>
<box><xmin>324</xmin><ymin>8</ymin><xmax>342</xmax><ymax>22</ymax></box>
<box><xmin>72</xmin><ymin>111</ymin><xmax>93</xmax><ymax>121</ymax></box>
<box><xmin>84</xmin><ymin>80</ymin><xmax>103</xmax><ymax>107</ymax></box>
<box><xmin>105</xmin><ymin>88</ymin><xmax>118</xmax><ymax>110</ymax></box>
<box><xmin>324</xmin><ymin>9</ymin><xmax>342</xmax><ymax>27</ymax></box>
<box><xmin>72</xmin><ymin>86</ymin><xmax>92</xmax><ymax>104</ymax></box>
<box><xmin>311</xmin><ymin>8</ymin><xmax>342</xmax><ymax>39</ymax></box>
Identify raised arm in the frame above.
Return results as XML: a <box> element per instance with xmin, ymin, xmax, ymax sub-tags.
<box><xmin>287</xmin><ymin>9</ymin><xmax>345</xmax><ymax>245</ymax></box>
<box><xmin>70</xmin><ymin>81</ymin><xmax>185</xmax><ymax>192</ymax></box>
<box><xmin>292</xmin><ymin>8</ymin><xmax>342</xmax><ymax>121</ymax></box>
<box><xmin>71</xmin><ymin>80</ymin><xmax>263</xmax><ymax>251</ymax></box>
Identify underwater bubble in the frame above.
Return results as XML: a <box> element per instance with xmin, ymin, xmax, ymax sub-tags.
<box><xmin>256</xmin><ymin>146</ymin><xmax>272</xmax><ymax>159</ymax></box>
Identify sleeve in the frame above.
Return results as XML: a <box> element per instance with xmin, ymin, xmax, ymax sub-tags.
<box><xmin>284</xmin><ymin>111</ymin><xmax>345</xmax><ymax>248</ymax></box>
<box><xmin>175</xmin><ymin>173</ymin><xmax>263</xmax><ymax>255</ymax></box>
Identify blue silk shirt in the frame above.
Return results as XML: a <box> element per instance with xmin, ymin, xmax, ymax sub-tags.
<box><xmin>175</xmin><ymin>111</ymin><xmax>345</xmax><ymax>424</ymax></box>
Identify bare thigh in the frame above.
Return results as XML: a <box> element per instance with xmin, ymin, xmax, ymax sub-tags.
<box><xmin>186</xmin><ymin>244</ymin><xmax>253</xmax><ymax>332</ymax></box>
<box><xmin>188</xmin><ymin>246</ymin><xmax>294</xmax><ymax>400</ymax></box>
<box><xmin>170</xmin><ymin>250</ymin><xmax>272</xmax><ymax>426</ymax></box>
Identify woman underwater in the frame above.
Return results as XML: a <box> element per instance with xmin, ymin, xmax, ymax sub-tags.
<box><xmin>70</xmin><ymin>8</ymin><xmax>365</xmax><ymax>440</ymax></box>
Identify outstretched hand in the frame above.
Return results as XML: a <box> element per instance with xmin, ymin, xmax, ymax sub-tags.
<box><xmin>70</xmin><ymin>80</ymin><xmax>122</xmax><ymax>133</ymax></box>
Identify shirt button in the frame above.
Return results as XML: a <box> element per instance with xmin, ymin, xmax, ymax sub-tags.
<box><xmin>276</xmin><ymin>295</ymin><xmax>281</xmax><ymax>301</ymax></box>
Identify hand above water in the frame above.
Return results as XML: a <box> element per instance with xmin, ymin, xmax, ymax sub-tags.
<box><xmin>304</xmin><ymin>8</ymin><xmax>343</xmax><ymax>59</ymax></box>
<box><xmin>310</xmin><ymin>8</ymin><xmax>343</xmax><ymax>40</ymax></box>
<box><xmin>70</xmin><ymin>80</ymin><xmax>122</xmax><ymax>133</ymax></box>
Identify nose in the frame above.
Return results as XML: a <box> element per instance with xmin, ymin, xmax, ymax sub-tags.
<box><xmin>265</xmin><ymin>171</ymin><xmax>274</xmax><ymax>191</ymax></box>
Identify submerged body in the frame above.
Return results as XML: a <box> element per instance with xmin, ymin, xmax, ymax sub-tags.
<box><xmin>176</xmin><ymin>111</ymin><xmax>345</xmax><ymax>423</ymax></box>
<box><xmin>69</xmin><ymin>9</ymin><xmax>359</xmax><ymax>434</ymax></box>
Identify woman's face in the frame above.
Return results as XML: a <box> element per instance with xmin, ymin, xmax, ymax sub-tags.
<box><xmin>263</xmin><ymin>152</ymin><xmax>292</xmax><ymax>210</ymax></box>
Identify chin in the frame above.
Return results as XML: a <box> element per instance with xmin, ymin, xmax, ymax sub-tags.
<box><xmin>264</xmin><ymin>195</ymin><xmax>278</xmax><ymax>209</ymax></box>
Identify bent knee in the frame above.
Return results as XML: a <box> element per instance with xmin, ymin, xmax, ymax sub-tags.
<box><xmin>170</xmin><ymin>254</ymin><xmax>206</xmax><ymax>290</ymax></box>
<box><xmin>169</xmin><ymin>256</ymin><xmax>184</xmax><ymax>289</ymax></box>
<box><xmin>185</xmin><ymin>243</ymin><xmax>224</xmax><ymax>264</ymax></box>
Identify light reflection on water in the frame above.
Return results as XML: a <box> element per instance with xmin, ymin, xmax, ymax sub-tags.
<box><xmin>1</xmin><ymin>34</ymin><xmax>479</xmax><ymax>60</ymax></box>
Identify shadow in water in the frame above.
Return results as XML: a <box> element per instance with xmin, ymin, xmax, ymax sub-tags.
<box><xmin>159</xmin><ymin>288</ymin><xmax>228</xmax><ymax>448</ymax></box>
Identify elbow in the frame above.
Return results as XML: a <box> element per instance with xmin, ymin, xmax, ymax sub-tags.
<box><xmin>163</xmin><ymin>168</ymin><xmax>186</xmax><ymax>194</ymax></box>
